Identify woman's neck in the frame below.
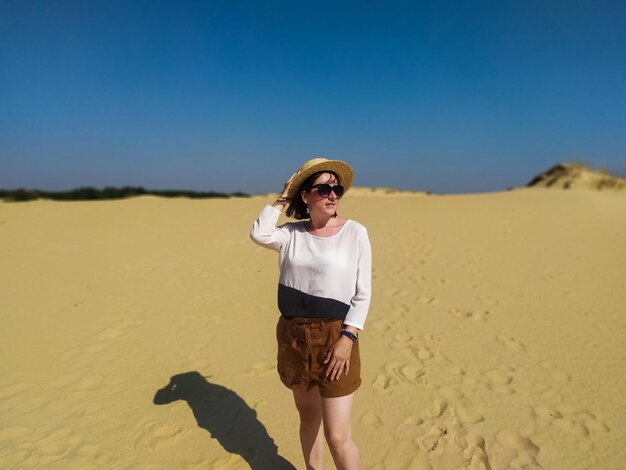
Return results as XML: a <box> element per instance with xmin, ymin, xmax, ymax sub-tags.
<box><xmin>307</xmin><ymin>214</ymin><xmax>334</xmax><ymax>230</ymax></box>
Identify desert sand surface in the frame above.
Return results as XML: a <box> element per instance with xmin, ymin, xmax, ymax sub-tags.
<box><xmin>1</xmin><ymin>187</ymin><xmax>625</xmax><ymax>470</ymax></box>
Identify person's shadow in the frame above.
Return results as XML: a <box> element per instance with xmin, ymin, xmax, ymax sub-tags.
<box><xmin>154</xmin><ymin>371</ymin><xmax>295</xmax><ymax>469</ymax></box>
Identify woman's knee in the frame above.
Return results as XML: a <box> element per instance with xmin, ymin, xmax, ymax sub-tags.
<box><xmin>324</xmin><ymin>425</ymin><xmax>351</xmax><ymax>450</ymax></box>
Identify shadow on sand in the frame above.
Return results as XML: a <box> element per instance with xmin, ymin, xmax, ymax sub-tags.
<box><xmin>154</xmin><ymin>371</ymin><xmax>295</xmax><ymax>469</ymax></box>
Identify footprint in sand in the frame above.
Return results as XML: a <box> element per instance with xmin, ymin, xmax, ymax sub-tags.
<box><xmin>93</xmin><ymin>326</ymin><xmax>126</xmax><ymax>342</ymax></box>
<box><xmin>477</xmin><ymin>294</ymin><xmax>499</xmax><ymax>306</ymax></box>
<box><xmin>429</xmin><ymin>385</ymin><xmax>483</xmax><ymax>424</ymax></box>
<box><xmin>414</xmin><ymin>346</ymin><xmax>434</xmax><ymax>361</ymax></box>
<box><xmin>413</xmin><ymin>424</ymin><xmax>491</xmax><ymax>470</ymax></box>
<box><xmin>49</xmin><ymin>371</ymin><xmax>85</xmax><ymax>389</ymax></box>
<box><xmin>423</xmin><ymin>398</ymin><xmax>448</xmax><ymax>418</ymax></box>
<box><xmin>79</xmin><ymin>328</ymin><xmax>124</xmax><ymax>354</ymax></box>
<box><xmin>77</xmin><ymin>443</ymin><xmax>101</xmax><ymax>457</ymax></box>
<box><xmin>449</xmin><ymin>308</ymin><xmax>491</xmax><ymax>322</ymax></box>
<box><xmin>416</xmin><ymin>425</ymin><xmax>447</xmax><ymax>452</ymax></box>
<box><xmin>372</xmin><ymin>360</ymin><xmax>427</xmax><ymax>393</ymax></box>
<box><xmin>359</xmin><ymin>411</ymin><xmax>382</xmax><ymax>427</ymax></box>
<box><xmin>389</xmin><ymin>303</ymin><xmax>412</xmax><ymax>317</ymax></box>
<box><xmin>135</xmin><ymin>421</ymin><xmax>184</xmax><ymax>451</ymax></box>
<box><xmin>485</xmin><ymin>369</ymin><xmax>513</xmax><ymax>385</ymax></box>
<box><xmin>536</xmin><ymin>385</ymin><xmax>563</xmax><ymax>405</ymax></box>
<box><xmin>367</xmin><ymin>317</ymin><xmax>394</xmax><ymax>334</ymax></box>
<box><xmin>388</xmin><ymin>361</ymin><xmax>427</xmax><ymax>384</ymax></box>
<box><xmin>455</xmin><ymin>403</ymin><xmax>484</xmax><ymax>424</ymax></box>
<box><xmin>81</xmin><ymin>315</ymin><xmax>143</xmax><ymax>354</ymax></box>
<box><xmin>212</xmin><ymin>453</ymin><xmax>245</xmax><ymax>469</ymax></box>
<box><xmin>399</xmin><ymin>364</ymin><xmax>425</xmax><ymax>383</ymax></box>
<box><xmin>111</xmin><ymin>316</ymin><xmax>141</xmax><ymax>330</ymax></box>
<box><xmin>66</xmin><ymin>375</ymin><xmax>105</xmax><ymax>392</ymax></box>
<box><xmin>492</xmin><ymin>429</ymin><xmax>542</xmax><ymax>470</ymax></box>
<box><xmin>437</xmin><ymin>385</ymin><xmax>464</xmax><ymax>401</ymax></box>
<box><xmin>390</xmin><ymin>332</ymin><xmax>415</xmax><ymax>356</ymax></box>
<box><xmin>411</xmin><ymin>353</ymin><xmax>466</xmax><ymax>390</ymax></box>
<box><xmin>471</xmin><ymin>268</ymin><xmax>486</xmax><ymax>279</ymax></box>
<box><xmin>393</xmin><ymin>332</ymin><xmax>414</xmax><ymax>344</ymax></box>
<box><xmin>248</xmin><ymin>362</ymin><xmax>275</xmax><ymax>377</ymax></box>
<box><xmin>444</xmin><ymin>363</ymin><xmax>464</xmax><ymax>377</ymax></box>
<box><xmin>397</xmin><ymin>415</ymin><xmax>425</xmax><ymax>437</ymax></box>
<box><xmin>551</xmin><ymin>369</ymin><xmax>571</xmax><ymax>384</ymax></box>
<box><xmin>383</xmin><ymin>288</ymin><xmax>407</xmax><ymax>298</ymax></box>
<box><xmin>382</xmin><ymin>440</ymin><xmax>429</xmax><ymax>470</ymax></box>
<box><xmin>539</xmin><ymin>361</ymin><xmax>571</xmax><ymax>383</ymax></box>
<box><xmin>372</xmin><ymin>373</ymin><xmax>396</xmax><ymax>394</ymax></box>
<box><xmin>84</xmin><ymin>341</ymin><xmax>116</xmax><ymax>354</ymax></box>
<box><xmin>497</xmin><ymin>335</ymin><xmax>525</xmax><ymax>352</ymax></box>
<box><xmin>32</xmin><ymin>427</ymin><xmax>85</xmax><ymax>465</ymax></box>
<box><xmin>388</xmin><ymin>266</ymin><xmax>407</xmax><ymax>276</ymax></box>
<box><xmin>531</xmin><ymin>403</ymin><xmax>609</xmax><ymax>438</ymax></box>
<box><xmin>186</xmin><ymin>348</ymin><xmax>213</xmax><ymax>370</ymax></box>
<box><xmin>483</xmin><ymin>367</ymin><xmax>516</xmax><ymax>395</ymax></box>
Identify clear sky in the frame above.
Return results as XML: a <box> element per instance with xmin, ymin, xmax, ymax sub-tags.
<box><xmin>1</xmin><ymin>0</ymin><xmax>625</xmax><ymax>194</ymax></box>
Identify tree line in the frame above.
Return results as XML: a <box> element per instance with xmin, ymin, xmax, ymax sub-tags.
<box><xmin>0</xmin><ymin>186</ymin><xmax>249</xmax><ymax>202</ymax></box>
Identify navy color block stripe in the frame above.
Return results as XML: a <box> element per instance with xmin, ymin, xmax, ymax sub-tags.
<box><xmin>278</xmin><ymin>284</ymin><xmax>350</xmax><ymax>319</ymax></box>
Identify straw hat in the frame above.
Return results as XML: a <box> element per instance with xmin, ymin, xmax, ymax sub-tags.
<box><xmin>287</xmin><ymin>158</ymin><xmax>354</xmax><ymax>199</ymax></box>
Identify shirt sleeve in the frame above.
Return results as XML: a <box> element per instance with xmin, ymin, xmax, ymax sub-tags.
<box><xmin>249</xmin><ymin>204</ymin><xmax>290</xmax><ymax>252</ymax></box>
<box><xmin>343</xmin><ymin>227</ymin><xmax>372</xmax><ymax>330</ymax></box>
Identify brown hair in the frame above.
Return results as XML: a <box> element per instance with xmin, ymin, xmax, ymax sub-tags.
<box><xmin>285</xmin><ymin>171</ymin><xmax>340</xmax><ymax>220</ymax></box>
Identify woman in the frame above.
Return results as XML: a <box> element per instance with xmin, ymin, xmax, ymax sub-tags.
<box><xmin>250</xmin><ymin>158</ymin><xmax>372</xmax><ymax>470</ymax></box>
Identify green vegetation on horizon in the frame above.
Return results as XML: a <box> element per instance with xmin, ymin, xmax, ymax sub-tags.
<box><xmin>0</xmin><ymin>186</ymin><xmax>249</xmax><ymax>202</ymax></box>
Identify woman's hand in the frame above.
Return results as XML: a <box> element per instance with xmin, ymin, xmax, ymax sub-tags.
<box><xmin>273</xmin><ymin>170</ymin><xmax>300</xmax><ymax>208</ymax></box>
<box><xmin>324</xmin><ymin>336</ymin><xmax>354</xmax><ymax>381</ymax></box>
<box><xmin>280</xmin><ymin>170</ymin><xmax>300</xmax><ymax>198</ymax></box>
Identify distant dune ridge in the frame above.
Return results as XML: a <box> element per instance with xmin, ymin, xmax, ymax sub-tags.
<box><xmin>526</xmin><ymin>163</ymin><xmax>626</xmax><ymax>191</ymax></box>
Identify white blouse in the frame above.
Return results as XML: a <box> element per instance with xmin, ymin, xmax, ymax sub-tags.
<box><xmin>250</xmin><ymin>204</ymin><xmax>372</xmax><ymax>330</ymax></box>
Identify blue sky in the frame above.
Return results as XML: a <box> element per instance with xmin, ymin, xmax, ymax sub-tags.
<box><xmin>1</xmin><ymin>0</ymin><xmax>625</xmax><ymax>194</ymax></box>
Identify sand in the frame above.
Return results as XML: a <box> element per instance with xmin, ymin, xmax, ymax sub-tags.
<box><xmin>1</xmin><ymin>187</ymin><xmax>625</xmax><ymax>469</ymax></box>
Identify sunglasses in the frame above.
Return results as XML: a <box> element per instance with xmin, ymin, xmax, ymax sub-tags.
<box><xmin>307</xmin><ymin>183</ymin><xmax>345</xmax><ymax>198</ymax></box>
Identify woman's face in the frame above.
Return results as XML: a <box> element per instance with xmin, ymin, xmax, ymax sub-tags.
<box><xmin>301</xmin><ymin>172</ymin><xmax>341</xmax><ymax>218</ymax></box>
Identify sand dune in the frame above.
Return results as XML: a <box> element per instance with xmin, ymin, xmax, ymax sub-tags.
<box><xmin>1</xmin><ymin>187</ymin><xmax>625</xmax><ymax>469</ymax></box>
<box><xmin>526</xmin><ymin>163</ymin><xmax>626</xmax><ymax>191</ymax></box>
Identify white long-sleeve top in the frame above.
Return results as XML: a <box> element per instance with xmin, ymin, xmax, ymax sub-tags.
<box><xmin>250</xmin><ymin>204</ymin><xmax>372</xmax><ymax>330</ymax></box>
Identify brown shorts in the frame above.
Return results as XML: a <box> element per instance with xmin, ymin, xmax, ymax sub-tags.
<box><xmin>276</xmin><ymin>316</ymin><xmax>361</xmax><ymax>398</ymax></box>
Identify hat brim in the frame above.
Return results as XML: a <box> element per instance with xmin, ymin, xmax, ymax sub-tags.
<box><xmin>287</xmin><ymin>160</ymin><xmax>354</xmax><ymax>199</ymax></box>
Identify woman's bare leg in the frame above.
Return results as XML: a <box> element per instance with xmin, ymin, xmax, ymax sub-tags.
<box><xmin>292</xmin><ymin>387</ymin><xmax>325</xmax><ymax>470</ymax></box>
<box><xmin>322</xmin><ymin>392</ymin><xmax>362</xmax><ymax>470</ymax></box>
